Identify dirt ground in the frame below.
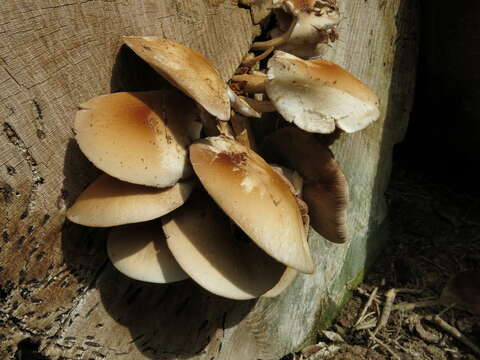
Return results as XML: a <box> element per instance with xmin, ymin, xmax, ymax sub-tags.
<box><xmin>284</xmin><ymin>162</ymin><xmax>480</xmax><ymax>360</ymax></box>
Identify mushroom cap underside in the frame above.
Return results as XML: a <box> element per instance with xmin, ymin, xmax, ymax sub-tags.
<box><xmin>162</xmin><ymin>193</ymin><xmax>297</xmax><ymax>300</ymax></box>
<box><xmin>66</xmin><ymin>174</ymin><xmax>194</xmax><ymax>227</ymax></box>
<box><xmin>266</xmin><ymin>51</ymin><xmax>380</xmax><ymax>133</ymax></box>
<box><xmin>108</xmin><ymin>220</ymin><xmax>189</xmax><ymax>284</ymax></box>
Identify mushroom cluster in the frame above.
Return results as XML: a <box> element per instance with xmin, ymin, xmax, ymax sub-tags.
<box><xmin>67</xmin><ymin>5</ymin><xmax>379</xmax><ymax>300</ymax></box>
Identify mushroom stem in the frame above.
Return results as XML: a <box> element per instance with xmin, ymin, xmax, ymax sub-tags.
<box><xmin>241</xmin><ymin>47</ymin><xmax>274</xmax><ymax>67</ymax></box>
<box><xmin>216</xmin><ymin>118</ymin><xmax>235</xmax><ymax>138</ymax></box>
<box><xmin>242</xmin><ymin>97</ymin><xmax>276</xmax><ymax>113</ymax></box>
<box><xmin>252</xmin><ymin>8</ymin><xmax>299</xmax><ymax>50</ymax></box>
<box><xmin>227</xmin><ymin>87</ymin><xmax>261</xmax><ymax>118</ymax></box>
<box><xmin>231</xmin><ymin>73</ymin><xmax>267</xmax><ymax>93</ymax></box>
<box><xmin>230</xmin><ymin>113</ymin><xmax>257</xmax><ymax>151</ymax></box>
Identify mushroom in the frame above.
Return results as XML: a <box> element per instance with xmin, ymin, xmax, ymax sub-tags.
<box><xmin>252</xmin><ymin>0</ymin><xmax>340</xmax><ymax>58</ymax></box>
<box><xmin>189</xmin><ymin>135</ymin><xmax>314</xmax><ymax>273</ymax></box>
<box><xmin>230</xmin><ymin>51</ymin><xmax>380</xmax><ymax>134</ymax></box>
<box><xmin>123</xmin><ymin>36</ymin><xmax>231</xmax><ymax>121</ymax></box>
<box><xmin>440</xmin><ymin>270</ymin><xmax>480</xmax><ymax>315</ymax></box>
<box><xmin>263</xmin><ymin>127</ymin><xmax>348</xmax><ymax>243</ymax></box>
<box><xmin>74</xmin><ymin>90</ymin><xmax>202</xmax><ymax>188</ymax></box>
<box><xmin>66</xmin><ymin>174</ymin><xmax>194</xmax><ymax>227</ymax></box>
<box><xmin>162</xmin><ymin>193</ymin><xmax>297</xmax><ymax>300</ymax></box>
<box><xmin>107</xmin><ymin>220</ymin><xmax>188</xmax><ymax>283</ymax></box>
<box><xmin>266</xmin><ymin>51</ymin><xmax>380</xmax><ymax>133</ymax></box>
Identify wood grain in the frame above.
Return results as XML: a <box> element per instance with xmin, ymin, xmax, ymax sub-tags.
<box><xmin>0</xmin><ymin>0</ymin><xmax>418</xmax><ymax>359</ymax></box>
<box><xmin>0</xmin><ymin>0</ymin><xmax>252</xmax><ymax>357</ymax></box>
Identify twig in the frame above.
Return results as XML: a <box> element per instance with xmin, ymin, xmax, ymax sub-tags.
<box><xmin>368</xmin><ymin>331</ymin><xmax>401</xmax><ymax>360</ymax></box>
<box><xmin>393</xmin><ymin>299</ymin><xmax>441</xmax><ymax>311</ymax></box>
<box><xmin>408</xmin><ymin>314</ymin><xmax>441</xmax><ymax>343</ymax></box>
<box><xmin>424</xmin><ymin>315</ymin><xmax>480</xmax><ymax>355</ymax></box>
<box><xmin>373</xmin><ymin>288</ymin><xmax>423</xmax><ymax>336</ymax></box>
<box><xmin>354</xmin><ymin>287</ymin><xmax>378</xmax><ymax>329</ymax></box>
<box><xmin>373</xmin><ymin>288</ymin><xmax>396</xmax><ymax>335</ymax></box>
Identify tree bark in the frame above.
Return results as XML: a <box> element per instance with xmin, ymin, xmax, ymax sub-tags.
<box><xmin>0</xmin><ymin>0</ymin><xmax>418</xmax><ymax>359</ymax></box>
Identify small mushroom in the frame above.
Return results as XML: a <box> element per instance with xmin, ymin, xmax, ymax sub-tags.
<box><xmin>190</xmin><ymin>135</ymin><xmax>314</xmax><ymax>273</ymax></box>
<box><xmin>162</xmin><ymin>193</ymin><xmax>296</xmax><ymax>300</ymax></box>
<box><xmin>252</xmin><ymin>0</ymin><xmax>339</xmax><ymax>58</ymax></box>
<box><xmin>123</xmin><ymin>36</ymin><xmax>231</xmax><ymax>121</ymax></box>
<box><xmin>440</xmin><ymin>270</ymin><xmax>480</xmax><ymax>315</ymax></box>
<box><xmin>266</xmin><ymin>51</ymin><xmax>380</xmax><ymax>134</ymax></box>
<box><xmin>263</xmin><ymin>127</ymin><xmax>348</xmax><ymax>243</ymax></box>
<box><xmin>107</xmin><ymin>220</ymin><xmax>189</xmax><ymax>283</ymax></box>
<box><xmin>74</xmin><ymin>90</ymin><xmax>201</xmax><ymax>188</ymax></box>
<box><xmin>66</xmin><ymin>174</ymin><xmax>194</xmax><ymax>227</ymax></box>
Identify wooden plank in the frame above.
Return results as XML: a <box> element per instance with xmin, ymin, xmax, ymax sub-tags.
<box><xmin>0</xmin><ymin>0</ymin><xmax>252</xmax><ymax>357</ymax></box>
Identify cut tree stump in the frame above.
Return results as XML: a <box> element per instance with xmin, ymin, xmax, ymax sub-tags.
<box><xmin>0</xmin><ymin>1</ymin><xmax>418</xmax><ymax>359</ymax></box>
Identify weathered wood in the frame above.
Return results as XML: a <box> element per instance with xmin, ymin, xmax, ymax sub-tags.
<box><xmin>0</xmin><ymin>0</ymin><xmax>252</xmax><ymax>357</ymax></box>
<box><xmin>0</xmin><ymin>0</ymin><xmax>418</xmax><ymax>359</ymax></box>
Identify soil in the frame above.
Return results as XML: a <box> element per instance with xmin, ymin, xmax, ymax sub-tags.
<box><xmin>284</xmin><ymin>162</ymin><xmax>480</xmax><ymax>359</ymax></box>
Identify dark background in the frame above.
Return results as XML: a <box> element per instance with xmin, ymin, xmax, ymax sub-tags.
<box><xmin>395</xmin><ymin>0</ymin><xmax>480</xmax><ymax>191</ymax></box>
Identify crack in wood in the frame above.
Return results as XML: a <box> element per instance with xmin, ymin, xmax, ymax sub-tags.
<box><xmin>2</xmin><ymin>122</ymin><xmax>44</xmax><ymax>220</ymax></box>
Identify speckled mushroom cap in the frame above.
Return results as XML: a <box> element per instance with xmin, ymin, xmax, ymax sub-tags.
<box><xmin>123</xmin><ymin>36</ymin><xmax>230</xmax><ymax>121</ymax></box>
<box><xmin>74</xmin><ymin>90</ymin><xmax>202</xmax><ymax>188</ymax></box>
<box><xmin>162</xmin><ymin>193</ymin><xmax>295</xmax><ymax>300</ymax></box>
<box><xmin>266</xmin><ymin>51</ymin><xmax>380</xmax><ymax>133</ymax></box>
<box><xmin>263</xmin><ymin>127</ymin><xmax>349</xmax><ymax>243</ymax></box>
<box><xmin>107</xmin><ymin>221</ymin><xmax>189</xmax><ymax>284</ymax></box>
<box><xmin>66</xmin><ymin>174</ymin><xmax>194</xmax><ymax>227</ymax></box>
<box><xmin>189</xmin><ymin>135</ymin><xmax>314</xmax><ymax>274</ymax></box>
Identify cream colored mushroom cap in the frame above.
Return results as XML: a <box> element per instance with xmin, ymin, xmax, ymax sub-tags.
<box><xmin>123</xmin><ymin>36</ymin><xmax>230</xmax><ymax>121</ymax></box>
<box><xmin>74</xmin><ymin>90</ymin><xmax>202</xmax><ymax>188</ymax></box>
<box><xmin>162</xmin><ymin>193</ymin><xmax>293</xmax><ymax>300</ymax></box>
<box><xmin>263</xmin><ymin>127</ymin><xmax>349</xmax><ymax>243</ymax></box>
<box><xmin>266</xmin><ymin>51</ymin><xmax>380</xmax><ymax>133</ymax></box>
<box><xmin>190</xmin><ymin>135</ymin><xmax>314</xmax><ymax>274</ymax></box>
<box><xmin>66</xmin><ymin>174</ymin><xmax>194</xmax><ymax>227</ymax></box>
<box><xmin>107</xmin><ymin>221</ymin><xmax>188</xmax><ymax>283</ymax></box>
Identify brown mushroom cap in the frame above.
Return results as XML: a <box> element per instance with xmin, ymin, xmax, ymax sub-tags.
<box><xmin>266</xmin><ymin>51</ymin><xmax>380</xmax><ymax>133</ymax></box>
<box><xmin>123</xmin><ymin>36</ymin><xmax>230</xmax><ymax>121</ymax></box>
<box><xmin>263</xmin><ymin>127</ymin><xmax>348</xmax><ymax>243</ymax></box>
<box><xmin>74</xmin><ymin>90</ymin><xmax>201</xmax><ymax>188</ymax></box>
<box><xmin>107</xmin><ymin>221</ymin><xmax>188</xmax><ymax>284</ymax></box>
<box><xmin>162</xmin><ymin>193</ymin><xmax>295</xmax><ymax>300</ymax></box>
<box><xmin>66</xmin><ymin>174</ymin><xmax>194</xmax><ymax>227</ymax></box>
<box><xmin>440</xmin><ymin>270</ymin><xmax>480</xmax><ymax>315</ymax></box>
<box><xmin>189</xmin><ymin>135</ymin><xmax>314</xmax><ymax>273</ymax></box>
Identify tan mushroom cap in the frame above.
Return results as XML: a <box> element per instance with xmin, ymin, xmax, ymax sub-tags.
<box><xmin>263</xmin><ymin>127</ymin><xmax>348</xmax><ymax>243</ymax></box>
<box><xmin>66</xmin><ymin>174</ymin><xmax>194</xmax><ymax>227</ymax></box>
<box><xmin>123</xmin><ymin>36</ymin><xmax>230</xmax><ymax>121</ymax></box>
<box><xmin>162</xmin><ymin>193</ymin><xmax>295</xmax><ymax>300</ymax></box>
<box><xmin>266</xmin><ymin>51</ymin><xmax>380</xmax><ymax>133</ymax></box>
<box><xmin>190</xmin><ymin>135</ymin><xmax>314</xmax><ymax>274</ymax></box>
<box><xmin>107</xmin><ymin>221</ymin><xmax>188</xmax><ymax>283</ymax></box>
<box><xmin>75</xmin><ymin>90</ymin><xmax>202</xmax><ymax>188</ymax></box>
